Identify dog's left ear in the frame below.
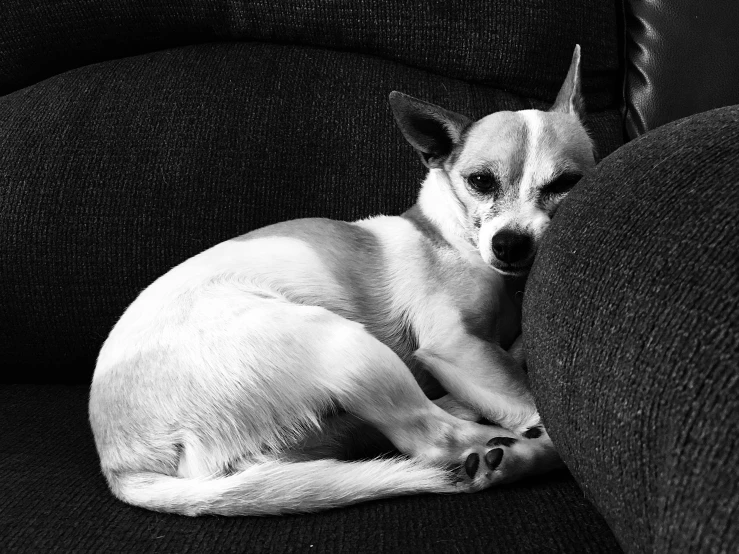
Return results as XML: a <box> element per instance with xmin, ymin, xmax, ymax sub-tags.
<box><xmin>389</xmin><ymin>92</ymin><xmax>471</xmax><ymax>169</ymax></box>
<box><xmin>551</xmin><ymin>45</ymin><xmax>584</xmax><ymax>117</ymax></box>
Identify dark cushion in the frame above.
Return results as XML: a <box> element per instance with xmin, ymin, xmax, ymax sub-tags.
<box><xmin>523</xmin><ymin>105</ymin><xmax>739</xmax><ymax>552</ymax></box>
<box><xmin>623</xmin><ymin>0</ymin><xmax>739</xmax><ymax>138</ymax></box>
<box><xmin>0</xmin><ymin>42</ymin><xmax>624</xmax><ymax>384</ymax></box>
<box><xmin>0</xmin><ymin>384</ymin><xmax>623</xmax><ymax>552</ymax></box>
<box><xmin>0</xmin><ymin>0</ymin><xmax>619</xmax><ymax>106</ymax></box>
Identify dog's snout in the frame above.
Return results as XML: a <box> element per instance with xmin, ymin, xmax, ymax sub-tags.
<box><xmin>491</xmin><ymin>230</ymin><xmax>533</xmax><ymax>264</ymax></box>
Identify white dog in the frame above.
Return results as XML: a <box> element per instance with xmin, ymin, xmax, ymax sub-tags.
<box><xmin>90</xmin><ymin>46</ymin><xmax>594</xmax><ymax>516</ymax></box>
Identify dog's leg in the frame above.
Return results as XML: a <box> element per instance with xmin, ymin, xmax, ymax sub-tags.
<box><xmin>303</xmin><ymin>309</ymin><xmax>565</xmax><ymax>489</ymax></box>
<box><xmin>415</xmin><ymin>334</ymin><xmax>538</xmax><ymax>434</ymax></box>
<box><xmin>98</xmin><ymin>296</ymin><xmax>552</xmax><ymax>516</ymax></box>
<box><xmin>291</xmin><ymin>308</ymin><xmax>519</xmax><ymax>491</ymax></box>
<box><xmin>416</xmin><ymin>335</ymin><xmax>564</xmax><ymax>478</ymax></box>
<box><xmin>175</xmin><ymin>297</ymin><xmax>529</xmax><ymax>490</ymax></box>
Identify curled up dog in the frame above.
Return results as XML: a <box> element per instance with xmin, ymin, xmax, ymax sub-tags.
<box><xmin>89</xmin><ymin>46</ymin><xmax>595</xmax><ymax>516</ymax></box>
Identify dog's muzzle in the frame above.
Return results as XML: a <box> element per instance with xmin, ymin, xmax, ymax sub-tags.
<box><xmin>491</xmin><ymin>229</ymin><xmax>535</xmax><ymax>271</ymax></box>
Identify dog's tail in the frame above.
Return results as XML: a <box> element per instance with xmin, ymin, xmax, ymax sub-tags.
<box><xmin>107</xmin><ymin>457</ymin><xmax>455</xmax><ymax>516</ymax></box>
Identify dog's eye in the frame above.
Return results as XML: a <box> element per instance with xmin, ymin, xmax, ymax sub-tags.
<box><xmin>467</xmin><ymin>173</ymin><xmax>497</xmax><ymax>193</ymax></box>
<box><xmin>543</xmin><ymin>173</ymin><xmax>581</xmax><ymax>196</ymax></box>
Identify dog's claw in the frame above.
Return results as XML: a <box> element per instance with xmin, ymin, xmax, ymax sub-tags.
<box><xmin>464</xmin><ymin>453</ymin><xmax>480</xmax><ymax>478</ymax></box>
<box><xmin>484</xmin><ymin>448</ymin><xmax>504</xmax><ymax>471</ymax></box>
<box><xmin>487</xmin><ymin>436</ymin><xmax>517</xmax><ymax>447</ymax></box>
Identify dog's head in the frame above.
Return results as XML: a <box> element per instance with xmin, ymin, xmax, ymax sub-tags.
<box><xmin>390</xmin><ymin>46</ymin><xmax>595</xmax><ymax>276</ymax></box>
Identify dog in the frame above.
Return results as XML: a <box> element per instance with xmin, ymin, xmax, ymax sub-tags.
<box><xmin>89</xmin><ymin>45</ymin><xmax>594</xmax><ymax>516</ymax></box>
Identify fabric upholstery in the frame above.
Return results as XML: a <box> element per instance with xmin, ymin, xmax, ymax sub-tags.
<box><xmin>0</xmin><ymin>0</ymin><xmax>620</xmax><ymax>107</ymax></box>
<box><xmin>524</xmin><ymin>105</ymin><xmax>739</xmax><ymax>553</ymax></box>
<box><xmin>623</xmin><ymin>0</ymin><xmax>739</xmax><ymax>138</ymax></box>
<box><xmin>0</xmin><ymin>384</ymin><xmax>623</xmax><ymax>553</ymax></box>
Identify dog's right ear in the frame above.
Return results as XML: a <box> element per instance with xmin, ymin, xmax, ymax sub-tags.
<box><xmin>389</xmin><ymin>92</ymin><xmax>471</xmax><ymax>169</ymax></box>
<box><xmin>551</xmin><ymin>45</ymin><xmax>584</xmax><ymax>117</ymax></box>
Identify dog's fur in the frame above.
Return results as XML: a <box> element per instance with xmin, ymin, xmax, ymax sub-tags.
<box><xmin>89</xmin><ymin>46</ymin><xmax>595</xmax><ymax>516</ymax></box>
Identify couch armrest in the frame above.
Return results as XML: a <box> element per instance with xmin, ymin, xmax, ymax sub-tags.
<box><xmin>523</xmin><ymin>105</ymin><xmax>739</xmax><ymax>552</ymax></box>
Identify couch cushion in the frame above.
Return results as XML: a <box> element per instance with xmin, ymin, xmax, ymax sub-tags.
<box><xmin>524</xmin><ymin>106</ymin><xmax>739</xmax><ymax>552</ymax></box>
<box><xmin>0</xmin><ymin>42</ymin><xmax>624</xmax><ymax>384</ymax></box>
<box><xmin>0</xmin><ymin>384</ymin><xmax>622</xmax><ymax>552</ymax></box>
<box><xmin>0</xmin><ymin>0</ymin><xmax>620</xmax><ymax>110</ymax></box>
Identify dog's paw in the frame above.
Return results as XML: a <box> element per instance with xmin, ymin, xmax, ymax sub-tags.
<box><xmin>450</xmin><ymin>433</ymin><xmax>518</xmax><ymax>492</ymax></box>
<box><xmin>451</xmin><ymin>447</ymin><xmax>505</xmax><ymax>492</ymax></box>
<box><xmin>451</xmin><ymin>428</ymin><xmax>561</xmax><ymax>491</ymax></box>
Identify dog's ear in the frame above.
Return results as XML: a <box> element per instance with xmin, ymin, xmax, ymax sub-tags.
<box><xmin>389</xmin><ymin>92</ymin><xmax>471</xmax><ymax>169</ymax></box>
<box><xmin>551</xmin><ymin>45</ymin><xmax>584</xmax><ymax>117</ymax></box>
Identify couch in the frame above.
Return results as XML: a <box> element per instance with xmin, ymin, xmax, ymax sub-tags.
<box><xmin>1</xmin><ymin>1</ymin><xmax>737</xmax><ymax>552</ymax></box>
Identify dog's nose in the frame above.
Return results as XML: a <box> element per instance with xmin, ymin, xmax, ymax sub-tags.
<box><xmin>491</xmin><ymin>230</ymin><xmax>533</xmax><ymax>264</ymax></box>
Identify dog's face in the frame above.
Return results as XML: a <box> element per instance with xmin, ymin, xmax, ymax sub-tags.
<box><xmin>444</xmin><ymin>108</ymin><xmax>595</xmax><ymax>275</ymax></box>
<box><xmin>390</xmin><ymin>46</ymin><xmax>595</xmax><ymax>276</ymax></box>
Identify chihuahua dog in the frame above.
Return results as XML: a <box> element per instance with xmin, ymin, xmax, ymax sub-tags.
<box><xmin>90</xmin><ymin>46</ymin><xmax>594</xmax><ymax>516</ymax></box>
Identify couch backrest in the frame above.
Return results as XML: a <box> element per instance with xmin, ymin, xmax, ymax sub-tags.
<box><xmin>1</xmin><ymin>0</ymin><xmax>620</xmax><ymax>103</ymax></box>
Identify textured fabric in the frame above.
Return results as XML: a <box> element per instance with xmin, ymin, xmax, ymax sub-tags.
<box><xmin>0</xmin><ymin>0</ymin><xmax>620</xmax><ymax>108</ymax></box>
<box><xmin>523</xmin><ymin>106</ymin><xmax>739</xmax><ymax>553</ymax></box>
<box><xmin>0</xmin><ymin>42</ymin><xmax>624</xmax><ymax>384</ymax></box>
<box><xmin>0</xmin><ymin>384</ymin><xmax>622</xmax><ymax>553</ymax></box>
<box><xmin>623</xmin><ymin>0</ymin><xmax>739</xmax><ymax>138</ymax></box>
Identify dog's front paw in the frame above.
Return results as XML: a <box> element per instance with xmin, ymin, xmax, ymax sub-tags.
<box><xmin>450</xmin><ymin>429</ymin><xmax>522</xmax><ymax>492</ymax></box>
<box><xmin>452</xmin><ymin>426</ymin><xmax>562</xmax><ymax>491</ymax></box>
